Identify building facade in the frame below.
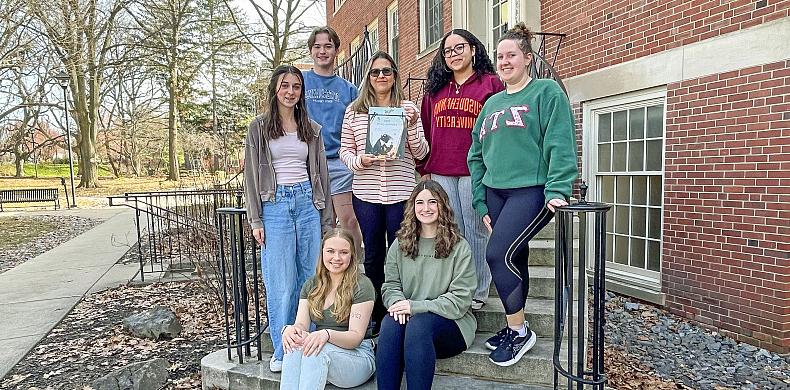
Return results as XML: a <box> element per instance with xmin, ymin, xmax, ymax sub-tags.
<box><xmin>328</xmin><ymin>0</ymin><xmax>790</xmax><ymax>353</ymax></box>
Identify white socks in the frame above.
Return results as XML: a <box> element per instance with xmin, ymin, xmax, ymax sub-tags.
<box><xmin>509</xmin><ymin>323</ymin><xmax>528</xmax><ymax>337</ymax></box>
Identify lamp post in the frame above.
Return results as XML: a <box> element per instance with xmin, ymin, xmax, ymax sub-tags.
<box><xmin>54</xmin><ymin>70</ymin><xmax>76</xmax><ymax>208</ymax></box>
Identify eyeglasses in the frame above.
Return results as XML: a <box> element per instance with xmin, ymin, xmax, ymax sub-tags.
<box><xmin>369</xmin><ymin>67</ymin><xmax>394</xmax><ymax>77</ymax></box>
<box><xmin>442</xmin><ymin>43</ymin><xmax>470</xmax><ymax>58</ymax></box>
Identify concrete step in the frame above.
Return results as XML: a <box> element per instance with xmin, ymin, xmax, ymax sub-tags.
<box><xmin>488</xmin><ymin>266</ymin><xmax>581</xmax><ymax>299</ymax></box>
<box><xmin>534</xmin><ymin>217</ymin><xmax>580</xmax><ymax>240</ymax></box>
<box><xmin>437</xmin><ymin>335</ymin><xmax>567</xmax><ymax>385</ymax></box>
<box><xmin>527</xmin><ymin>239</ymin><xmax>579</xmax><ymax>267</ymax></box>
<box><xmin>475</xmin><ymin>297</ymin><xmax>579</xmax><ymax>338</ymax></box>
<box><xmin>201</xmin><ymin>348</ymin><xmax>555</xmax><ymax>389</ymax></box>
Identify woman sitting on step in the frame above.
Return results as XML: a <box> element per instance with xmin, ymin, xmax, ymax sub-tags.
<box><xmin>280</xmin><ymin>228</ymin><xmax>376</xmax><ymax>389</ymax></box>
<box><xmin>376</xmin><ymin>180</ymin><xmax>477</xmax><ymax>390</ymax></box>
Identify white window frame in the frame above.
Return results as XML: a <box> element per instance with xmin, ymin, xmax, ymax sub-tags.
<box><xmin>419</xmin><ymin>0</ymin><xmax>444</xmax><ymax>51</ymax></box>
<box><xmin>582</xmin><ymin>87</ymin><xmax>667</xmax><ymax>303</ymax></box>
<box><xmin>368</xmin><ymin>19</ymin><xmax>380</xmax><ymax>54</ymax></box>
<box><xmin>488</xmin><ymin>0</ymin><xmax>509</xmax><ymax>55</ymax></box>
<box><xmin>387</xmin><ymin>2</ymin><xmax>399</xmax><ymax>61</ymax></box>
<box><xmin>333</xmin><ymin>0</ymin><xmax>344</xmax><ymax>15</ymax></box>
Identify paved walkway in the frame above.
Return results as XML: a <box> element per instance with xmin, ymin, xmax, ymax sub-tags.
<box><xmin>0</xmin><ymin>207</ymin><xmax>140</xmax><ymax>378</ymax></box>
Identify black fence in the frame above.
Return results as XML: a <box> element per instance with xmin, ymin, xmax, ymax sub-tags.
<box><xmin>553</xmin><ymin>183</ymin><xmax>611</xmax><ymax>390</ymax></box>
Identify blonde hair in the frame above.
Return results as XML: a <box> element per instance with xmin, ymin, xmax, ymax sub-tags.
<box><xmin>307</xmin><ymin>228</ymin><xmax>360</xmax><ymax>323</ymax></box>
<box><xmin>350</xmin><ymin>51</ymin><xmax>406</xmax><ymax>113</ymax></box>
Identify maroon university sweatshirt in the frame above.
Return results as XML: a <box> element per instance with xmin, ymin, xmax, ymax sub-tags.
<box><xmin>418</xmin><ymin>72</ymin><xmax>504</xmax><ymax>176</ymax></box>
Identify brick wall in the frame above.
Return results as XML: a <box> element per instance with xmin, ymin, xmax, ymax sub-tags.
<box><xmin>663</xmin><ymin>59</ymin><xmax>790</xmax><ymax>352</ymax></box>
<box><xmin>542</xmin><ymin>0</ymin><xmax>790</xmax><ymax>79</ymax></box>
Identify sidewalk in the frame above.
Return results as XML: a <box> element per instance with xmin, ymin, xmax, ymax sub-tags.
<box><xmin>0</xmin><ymin>208</ymin><xmax>140</xmax><ymax>378</ymax></box>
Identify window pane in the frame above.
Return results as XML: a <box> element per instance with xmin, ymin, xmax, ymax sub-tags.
<box><xmin>629</xmin><ymin>238</ymin><xmax>646</xmax><ymax>268</ymax></box>
<box><xmin>647</xmin><ymin>105</ymin><xmax>663</xmax><ymax>138</ymax></box>
<box><xmin>606</xmin><ymin>234</ymin><xmax>614</xmax><ymax>262</ymax></box>
<box><xmin>606</xmin><ymin>209</ymin><xmax>614</xmax><ymax>232</ymax></box>
<box><xmin>633</xmin><ymin>176</ymin><xmax>647</xmax><ymax>205</ymax></box>
<box><xmin>629</xmin><ymin>108</ymin><xmax>645</xmax><ymax>139</ymax></box>
<box><xmin>613</xmin><ymin>111</ymin><xmax>627</xmax><ymax>141</ymax></box>
<box><xmin>598</xmin><ymin>113</ymin><xmax>611</xmax><ymax>142</ymax></box>
<box><xmin>615</xmin><ymin>235</ymin><xmax>628</xmax><ymax>265</ymax></box>
<box><xmin>649</xmin><ymin>176</ymin><xmax>662</xmax><ymax>206</ymax></box>
<box><xmin>631</xmin><ymin>207</ymin><xmax>646</xmax><ymax>237</ymax></box>
<box><xmin>628</xmin><ymin>140</ymin><xmax>644</xmax><ymax>171</ymax></box>
<box><xmin>615</xmin><ymin>205</ymin><xmax>629</xmax><ymax>235</ymax></box>
<box><xmin>600</xmin><ymin>176</ymin><xmax>614</xmax><ymax>203</ymax></box>
<box><xmin>598</xmin><ymin>143</ymin><xmax>611</xmax><ymax>172</ymax></box>
<box><xmin>647</xmin><ymin>240</ymin><xmax>661</xmax><ymax>272</ymax></box>
<box><xmin>501</xmin><ymin>2</ymin><xmax>509</xmax><ymax>24</ymax></box>
<box><xmin>493</xmin><ymin>4</ymin><xmax>499</xmax><ymax>26</ymax></box>
<box><xmin>612</xmin><ymin>142</ymin><xmax>627</xmax><ymax>171</ymax></box>
<box><xmin>616</xmin><ymin>176</ymin><xmax>629</xmax><ymax>203</ymax></box>
<box><xmin>648</xmin><ymin>207</ymin><xmax>662</xmax><ymax>239</ymax></box>
<box><xmin>646</xmin><ymin>139</ymin><xmax>662</xmax><ymax>171</ymax></box>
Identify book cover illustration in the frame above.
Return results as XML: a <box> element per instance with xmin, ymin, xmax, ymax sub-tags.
<box><xmin>366</xmin><ymin>106</ymin><xmax>407</xmax><ymax>159</ymax></box>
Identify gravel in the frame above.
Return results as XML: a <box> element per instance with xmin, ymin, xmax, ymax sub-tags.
<box><xmin>0</xmin><ymin>215</ymin><xmax>103</xmax><ymax>274</ymax></box>
<box><xmin>606</xmin><ymin>295</ymin><xmax>790</xmax><ymax>390</ymax></box>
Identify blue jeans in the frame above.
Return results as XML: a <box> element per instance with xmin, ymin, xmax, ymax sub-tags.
<box><xmin>432</xmin><ymin>174</ymin><xmax>491</xmax><ymax>301</ymax></box>
<box><xmin>375</xmin><ymin>313</ymin><xmax>467</xmax><ymax>390</ymax></box>
<box><xmin>262</xmin><ymin>181</ymin><xmax>321</xmax><ymax>361</ymax></box>
<box><xmin>280</xmin><ymin>339</ymin><xmax>375</xmax><ymax>389</ymax></box>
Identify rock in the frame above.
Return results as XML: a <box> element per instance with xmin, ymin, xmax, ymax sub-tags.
<box><xmin>90</xmin><ymin>358</ymin><xmax>169</xmax><ymax>390</ymax></box>
<box><xmin>756</xmin><ymin>348</ymin><xmax>771</xmax><ymax>359</ymax></box>
<box><xmin>624</xmin><ymin>302</ymin><xmax>640</xmax><ymax>311</ymax></box>
<box><xmin>706</xmin><ymin>342</ymin><xmax>721</xmax><ymax>352</ymax></box>
<box><xmin>123</xmin><ymin>307</ymin><xmax>182</xmax><ymax>340</ymax></box>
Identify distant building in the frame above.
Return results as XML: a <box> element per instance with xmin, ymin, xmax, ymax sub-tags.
<box><xmin>329</xmin><ymin>1</ymin><xmax>790</xmax><ymax>352</ymax></box>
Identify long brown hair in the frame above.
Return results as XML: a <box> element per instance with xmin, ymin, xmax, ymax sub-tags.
<box><xmin>397</xmin><ymin>180</ymin><xmax>461</xmax><ymax>259</ymax></box>
<box><xmin>307</xmin><ymin>228</ymin><xmax>360</xmax><ymax>323</ymax></box>
<box><xmin>262</xmin><ymin>65</ymin><xmax>315</xmax><ymax>142</ymax></box>
<box><xmin>350</xmin><ymin>51</ymin><xmax>406</xmax><ymax>113</ymax></box>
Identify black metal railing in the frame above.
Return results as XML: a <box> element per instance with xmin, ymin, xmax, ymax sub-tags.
<box><xmin>216</xmin><ymin>207</ymin><xmax>264</xmax><ymax>363</ymax></box>
<box><xmin>108</xmin><ymin>189</ymin><xmax>242</xmax><ymax>282</ymax></box>
<box><xmin>337</xmin><ymin>29</ymin><xmax>372</xmax><ymax>88</ymax></box>
<box><xmin>553</xmin><ymin>183</ymin><xmax>611</xmax><ymax>390</ymax></box>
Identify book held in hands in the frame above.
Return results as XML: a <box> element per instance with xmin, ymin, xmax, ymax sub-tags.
<box><xmin>366</xmin><ymin>106</ymin><xmax>407</xmax><ymax>159</ymax></box>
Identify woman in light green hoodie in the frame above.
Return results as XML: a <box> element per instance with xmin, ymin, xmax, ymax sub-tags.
<box><xmin>375</xmin><ymin>180</ymin><xmax>477</xmax><ymax>390</ymax></box>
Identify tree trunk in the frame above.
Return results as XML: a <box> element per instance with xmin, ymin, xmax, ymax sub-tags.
<box><xmin>166</xmin><ymin>24</ymin><xmax>180</xmax><ymax>182</ymax></box>
<box><xmin>14</xmin><ymin>155</ymin><xmax>25</xmax><ymax>178</ymax></box>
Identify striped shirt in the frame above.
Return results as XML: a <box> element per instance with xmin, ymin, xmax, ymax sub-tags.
<box><xmin>340</xmin><ymin>101</ymin><xmax>429</xmax><ymax>204</ymax></box>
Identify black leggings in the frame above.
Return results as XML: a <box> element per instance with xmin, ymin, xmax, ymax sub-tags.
<box><xmin>486</xmin><ymin>185</ymin><xmax>554</xmax><ymax>315</ymax></box>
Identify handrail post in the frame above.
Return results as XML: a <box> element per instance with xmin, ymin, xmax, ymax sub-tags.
<box><xmin>553</xmin><ymin>182</ymin><xmax>611</xmax><ymax>390</ymax></box>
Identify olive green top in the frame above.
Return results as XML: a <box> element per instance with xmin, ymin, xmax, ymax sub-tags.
<box><xmin>299</xmin><ymin>274</ymin><xmax>375</xmax><ymax>335</ymax></box>
<box><xmin>382</xmin><ymin>237</ymin><xmax>477</xmax><ymax>347</ymax></box>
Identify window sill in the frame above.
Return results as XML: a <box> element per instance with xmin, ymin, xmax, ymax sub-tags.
<box><xmin>417</xmin><ymin>41</ymin><xmax>440</xmax><ymax>60</ymax></box>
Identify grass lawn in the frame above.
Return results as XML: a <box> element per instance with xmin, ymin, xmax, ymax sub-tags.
<box><xmin>0</xmin><ymin>217</ymin><xmax>59</xmax><ymax>250</ymax></box>
<box><xmin>0</xmin><ymin>162</ymin><xmax>115</xmax><ymax>178</ymax></box>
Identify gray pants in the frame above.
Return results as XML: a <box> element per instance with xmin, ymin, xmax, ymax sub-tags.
<box><xmin>432</xmin><ymin>174</ymin><xmax>492</xmax><ymax>301</ymax></box>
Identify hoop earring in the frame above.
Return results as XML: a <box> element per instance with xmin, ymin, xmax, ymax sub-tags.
<box><xmin>444</xmin><ymin>62</ymin><xmax>451</xmax><ymax>72</ymax></box>
<box><xmin>472</xmin><ymin>56</ymin><xmax>476</xmax><ymax>67</ymax></box>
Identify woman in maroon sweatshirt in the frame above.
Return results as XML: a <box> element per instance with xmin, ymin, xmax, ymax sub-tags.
<box><xmin>418</xmin><ymin>29</ymin><xmax>504</xmax><ymax>310</ymax></box>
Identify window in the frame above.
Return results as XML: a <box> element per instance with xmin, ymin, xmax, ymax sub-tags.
<box><xmin>420</xmin><ymin>0</ymin><xmax>443</xmax><ymax>50</ymax></box>
<box><xmin>368</xmin><ymin>19</ymin><xmax>380</xmax><ymax>54</ymax></box>
<box><xmin>490</xmin><ymin>0</ymin><xmax>509</xmax><ymax>54</ymax></box>
<box><xmin>337</xmin><ymin>50</ymin><xmax>346</xmax><ymax>65</ymax></box>
<box><xmin>387</xmin><ymin>2</ymin><xmax>399</xmax><ymax>62</ymax></box>
<box><xmin>587</xmin><ymin>91</ymin><xmax>665</xmax><ymax>285</ymax></box>
<box><xmin>350</xmin><ymin>36</ymin><xmax>361</xmax><ymax>55</ymax></box>
<box><xmin>333</xmin><ymin>0</ymin><xmax>344</xmax><ymax>13</ymax></box>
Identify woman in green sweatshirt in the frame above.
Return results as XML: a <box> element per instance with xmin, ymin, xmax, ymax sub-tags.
<box><xmin>376</xmin><ymin>180</ymin><xmax>477</xmax><ymax>390</ymax></box>
<box><xmin>466</xmin><ymin>23</ymin><xmax>578</xmax><ymax>367</ymax></box>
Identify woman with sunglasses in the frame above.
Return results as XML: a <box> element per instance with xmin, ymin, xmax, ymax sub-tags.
<box><xmin>418</xmin><ymin>29</ymin><xmax>503</xmax><ymax>311</ymax></box>
<box><xmin>339</xmin><ymin>51</ymin><xmax>429</xmax><ymax>334</ymax></box>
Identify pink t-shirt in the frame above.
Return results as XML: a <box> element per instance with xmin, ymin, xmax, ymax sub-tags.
<box><xmin>269</xmin><ymin>132</ymin><xmax>308</xmax><ymax>185</ymax></box>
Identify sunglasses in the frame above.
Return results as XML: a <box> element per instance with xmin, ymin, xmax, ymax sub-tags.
<box><xmin>369</xmin><ymin>67</ymin><xmax>394</xmax><ymax>77</ymax></box>
<box><xmin>442</xmin><ymin>43</ymin><xmax>470</xmax><ymax>58</ymax></box>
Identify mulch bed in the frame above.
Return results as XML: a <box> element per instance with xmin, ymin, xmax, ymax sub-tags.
<box><xmin>0</xmin><ymin>281</ymin><xmax>225</xmax><ymax>389</ymax></box>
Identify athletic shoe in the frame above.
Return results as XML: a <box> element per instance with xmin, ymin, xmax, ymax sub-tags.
<box><xmin>484</xmin><ymin>326</ymin><xmax>510</xmax><ymax>350</ymax></box>
<box><xmin>471</xmin><ymin>299</ymin><xmax>485</xmax><ymax>310</ymax></box>
<box><xmin>488</xmin><ymin>327</ymin><xmax>537</xmax><ymax>367</ymax></box>
<box><xmin>269</xmin><ymin>356</ymin><xmax>283</xmax><ymax>372</ymax></box>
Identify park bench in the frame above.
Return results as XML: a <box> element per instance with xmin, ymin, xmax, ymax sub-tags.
<box><xmin>0</xmin><ymin>188</ymin><xmax>60</xmax><ymax>211</ymax></box>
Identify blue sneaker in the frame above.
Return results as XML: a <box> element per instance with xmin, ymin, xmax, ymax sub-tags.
<box><xmin>489</xmin><ymin>327</ymin><xmax>536</xmax><ymax>367</ymax></box>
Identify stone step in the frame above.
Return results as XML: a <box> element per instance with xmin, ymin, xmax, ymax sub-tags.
<box><xmin>488</xmin><ymin>266</ymin><xmax>581</xmax><ymax>299</ymax></box>
<box><xmin>201</xmin><ymin>348</ymin><xmax>555</xmax><ymax>389</ymax></box>
<box><xmin>527</xmin><ymin>239</ymin><xmax>579</xmax><ymax>267</ymax></box>
<box><xmin>437</xmin><ymin>335</ymin><xmax>567</xmax><ymax>385</ymax></box>
<box><xmin>475</xmin><ymin>297</ymin><xmax>580</xmax><ymax>338</ymax></box>
<box><xmin>534</xmin><ymin>217</ymin><xmax>580</xmax><ymax>240</ymax></box>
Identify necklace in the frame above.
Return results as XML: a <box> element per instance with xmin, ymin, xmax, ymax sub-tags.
<box><xmin>454</xmin><ymin>82</ymin><xmax>461</xmax><ymax>94</ymax></box>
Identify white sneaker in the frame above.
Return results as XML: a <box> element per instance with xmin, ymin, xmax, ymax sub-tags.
<box><xmin>269</xmin><ymin>356</ymin><xmax>283</xmax><ymax>372</ymax></box>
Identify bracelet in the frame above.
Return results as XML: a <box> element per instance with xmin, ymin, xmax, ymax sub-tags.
<box><xmin>281</xmin><ymin>325</ymin><xmax>290</xmax><ymax>335</ymax></box>
<box><xmin>325</xmin><ymin>329</ymin><xmax>331</xmax><ymax>340</ymax></box>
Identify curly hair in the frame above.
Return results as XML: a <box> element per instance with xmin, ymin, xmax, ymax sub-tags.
<box><xmin>307</xmin><ymin>228</ymin><xmax>360</xmax><ymax>323</ymax></box>
<box><xmin>397</xmin><ymin>180</ymin><xmax>462</xmax><ymax>259</ymax></box>
<box><xmin>425</xmin><ymin>29</ymin><xmax>496</xmax><ymax>95</ymax></box>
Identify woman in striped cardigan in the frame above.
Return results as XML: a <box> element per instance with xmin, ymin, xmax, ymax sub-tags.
<box><xmin>339</xmin><ymin>51</ymin><xmax>429</xmax><ymax>334</ymax></box>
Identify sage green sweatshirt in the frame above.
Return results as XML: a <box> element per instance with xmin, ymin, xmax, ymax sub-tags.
<box><xmin>467</xmin><ymin>78</ymin><xmax>578</xmax><ymax>217</ymax></box>
<box><xmin>382</xmin><ymin>237</ymin><xmax>477</xmax><ymax>347</ymax></box>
